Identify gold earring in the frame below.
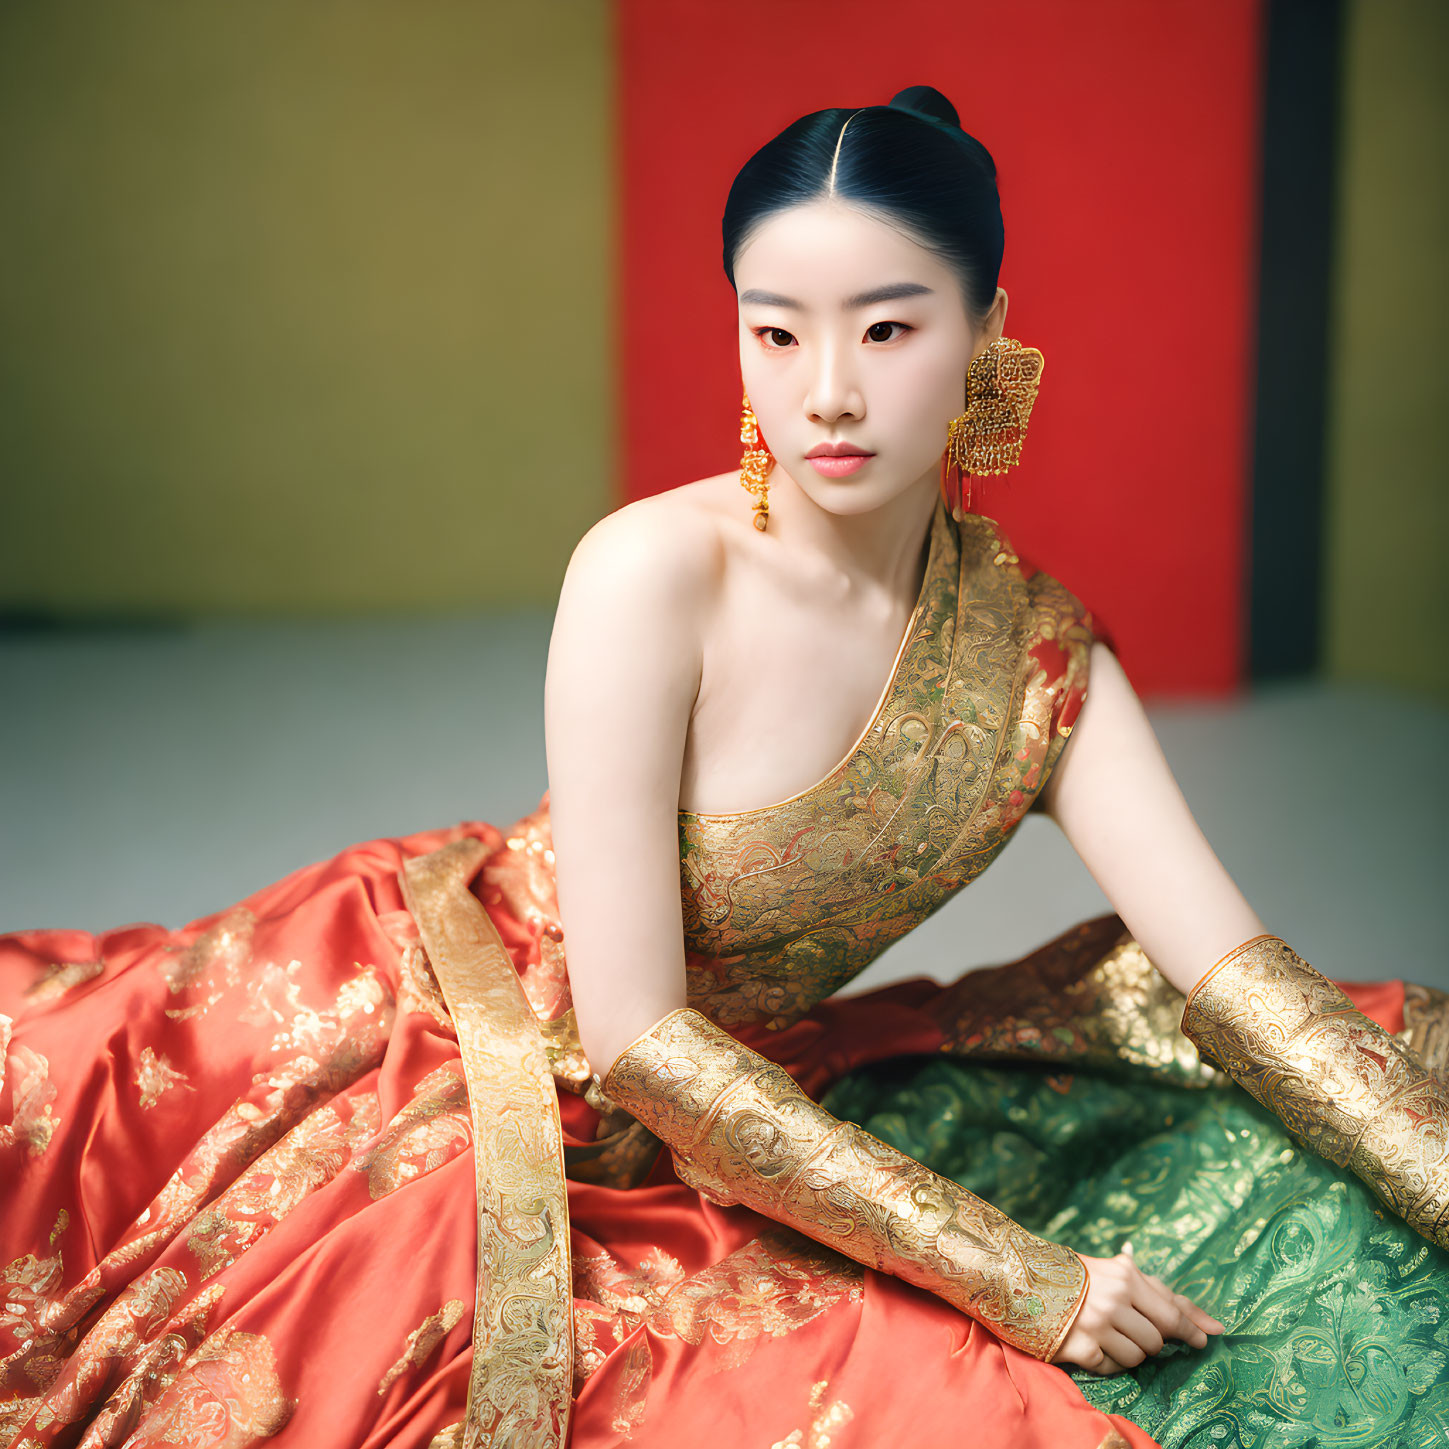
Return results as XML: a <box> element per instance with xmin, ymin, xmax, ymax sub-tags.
<box><xmin>940</xmin><ymin>336</ymin><xmax>1045</xmax><ymax>521</ymax></box>
<box><xmin>739</xmin><ymin>390</ymin><xmax>775</xmax><ymax>532</ymax></box>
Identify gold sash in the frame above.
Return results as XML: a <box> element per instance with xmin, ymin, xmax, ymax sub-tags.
<box><xmin>399</xmin><ymin>839</ymin><xmax>572</xmax><ymax>1449</ymax></box>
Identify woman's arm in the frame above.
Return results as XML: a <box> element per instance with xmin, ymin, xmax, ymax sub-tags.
<box><xmin>1037</xmin><ymin>642</ymin><xmax>1267</xmax><ymax>993</ymax></box>
<box><xmin>548</xmin><ymin>541</ymin><xmax>1218</xmax><ymax>1370</ymax></box>
<box><xmin>543</xmin><ymin>498</ymin><xmax>713</xmax><ymax>1080</ymax></box>
<box><xmin>1039</xmin><ymin>643</ymin><xmax>1449</xmax><ymax>1253</ymax></box>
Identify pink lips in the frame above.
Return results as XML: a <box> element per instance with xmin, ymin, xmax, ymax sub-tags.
<box><xmin>805</xmin><ymin>440</ymin><xmax>875</xmax><ymax>478</ymax></box>
<box><xmin>808</xmin><ymin>454</ymin><xmax>872</xmax><ymax>477</ymax></box>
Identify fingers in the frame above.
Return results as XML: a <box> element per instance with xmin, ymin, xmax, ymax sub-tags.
<box><xmin>1143</xmin><ymin>1270</ymin><xmax>1227</xmax><ymax>1337</ymax></box>
<box><xmin>1113</xmin><ymin>1304</ymin><xmax>1167</xmax><ymax>1359</ymax></box>
<box><xmin>1098</xmin><ymin>1325</ymin><xmax>1147</xmax><ymax>1369</ymax></box>
<box><xmin>1118</xmin><ymin>1245</ymin><xmax>1225</xmax><ymax>1346</ymax></box>
<box><xmin>1068</xmin><ymin>1248</ymin><xmax>1226</xmax><ymax>1377</ymax></box>
<box><xmin>1171</xmin><ymin>1291</ymin><xmax>1225</xmax><ymax>1337</ymax></box>
<box><xmin>1115</xmin><ymin>1253</ymin><xmax>1198</xmax><ymax>1349</ymax></box>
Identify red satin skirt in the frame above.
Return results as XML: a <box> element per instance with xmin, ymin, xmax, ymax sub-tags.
<box><xmin>0</xmin><ymin>820</ymin><xmax>1407</xmax><ymax>1448</ymax></box>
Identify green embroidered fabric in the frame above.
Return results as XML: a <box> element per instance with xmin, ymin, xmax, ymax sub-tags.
<box><xmin>823</xmin><ymin>1055</ymin><xmax>1449</xmax><ymax>1446</ymax></box>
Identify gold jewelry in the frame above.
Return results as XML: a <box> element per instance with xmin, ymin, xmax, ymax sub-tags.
<box><xmin>1180</xmin><ymin>935</ymin><xmax>1449</xmax><ymax>1251</ymax></box>
<box><xmin>739</xmin><ymin>390</ymin><xmax>775</xmax><ymax>531</ymax></box>
<box><xmin>940</xmin><ymin>335</ymin><xmax>1045</xmax><ymax>521</ymax></box>
<box><xmin>604</xmin><ymin>1006</ymin><xmax>1089</xmax><ymax>1361</ymax></box>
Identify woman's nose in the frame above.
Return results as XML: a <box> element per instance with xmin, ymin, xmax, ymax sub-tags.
<box><xmin>804</xmin><ymin>344</ymin><xmax>864</xmax><ymax>423</ymax></box>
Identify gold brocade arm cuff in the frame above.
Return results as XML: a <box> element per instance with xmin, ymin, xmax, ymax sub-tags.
<box><xmin>1180</xmin><ymin>936</ymin><xmax>1449</xmax><ymax>1251</ymax></box>
<box><xmin>602</xmin><ymin>1007</ymin><xmax>1089</xmax><ymax>1362</ymax></box>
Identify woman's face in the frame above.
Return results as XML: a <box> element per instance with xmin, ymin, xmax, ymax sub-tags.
<box><xmin>734</xmin><ymin>198</ymin><xmax>1006</xmax><ymax>519</ymax></box>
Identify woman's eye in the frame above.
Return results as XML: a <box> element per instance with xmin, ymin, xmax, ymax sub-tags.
<box><xmin>753</xmin><ymin>322</ymin><xmax>909</xmax><ymax>349</ymax></box>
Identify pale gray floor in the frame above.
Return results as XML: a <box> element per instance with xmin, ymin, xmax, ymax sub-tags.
<box><xmin>2</xmin><ymin>613</ymin><xmax>1446</xmax><ymax>992</ymax></box>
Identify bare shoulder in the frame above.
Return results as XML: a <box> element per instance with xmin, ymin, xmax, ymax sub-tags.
<box><xmin>546</xmin><ymin>474</ymin><xmax>740</xmax><ymax>738</ymax></box>
<box><xmin>562</xmin><ymin>474</ymin><xmax>734</xmax><ymax>621</ymax></box>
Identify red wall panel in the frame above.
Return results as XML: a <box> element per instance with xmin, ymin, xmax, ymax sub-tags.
<box><xmin>617</xmin><ymin>0</ymin><xmax>1263</xmax><ymax>696</ymax></box>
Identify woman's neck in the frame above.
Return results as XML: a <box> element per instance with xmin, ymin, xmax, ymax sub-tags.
<box><xmin>759</xmin><ymin>467</ymin><xmax>939</xmax><ymax>609</ymax></box>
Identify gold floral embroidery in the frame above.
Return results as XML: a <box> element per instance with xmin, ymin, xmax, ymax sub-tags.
<box><xmin>0</xmin><ymin>1408</ymin><xmax>40</xmax><ymax>1443</ymax></box>
<box><xmin>649</xmin><ymin>1233</ymin><xmax>863</xmax><ymax>1368</ymax></box>
<box><xmin>27</xmin><ymin>1264</ymin><xmax>192</xmax><ymax>1431</ymax></box>
<box><xmin>23</xmin><ymin>958</ymin><xmax>104</xmax><ymax>1003</ymax></box>
<box><xmin>127</xmin><ymin>1039</ymin><xmax>390</xmax><ymax>1291</ymax></box>
<box><xmin>45</xmin><ymin>961</ymin><xmax>395</xmax><ymax>1317</ymax></box>
<box><xmin>572</xmin><ymin>1244</ymin><xmax>688</xmax><ymax>1319</ymax></box>
<box><xmin>426</xmin><ymin>1426</ymin><xmax>465</xmax><ymax>1449</ymax></box>
<box><xmin>5</xmin><ymin>1271</ymin><xmax>213</xmax><ymax>1438</ymax></box>
<box><xmin>121</xmin><ymin>1322</ymin><xmax>294</xmax><ymax>1446</ymax></box>
<box><xmin>573</xmin><ymin>1230</ymin><xmax>863</xmax><ymax>1339</ymax></box>
<box><xmin>570</xmin><ymin>1301</ymin><xmax>613</xmax><ymax>1386</ymax></box>
<box><xmin>236</xmin><ymin>959</ymin><xmax>388</xmax><ymax>1059</ymax></box>
<box><xmin>398</xmin><ymin>942</ymin><xmax>456</xmax><ymax>1035</ymax></box>
<box><xmin>352</xmin><ymin>1062</ymin><xmax>472</xmax><ymax>1200</ymax></box>
<box><xmin>610</xmin><ymin>1337</ymin><xmax>652</xmax><ymax>1443</ymax></box>
<box><xmin>0</xmin><ymin>1237</ymin><xmax>64</xmax><ymax>1345</ymax></box>
<box><xmin>478</xmin><ymin>798</ymin><xmax>572</xmax><ymax>1022</ymax></box>
<box><xmin>573</xmin><ymin>1229</ymin><xmax>865</xmax><ymax>1439</ymax></box>
<box><xmin>0</xmin><ymin>920</ymin><xmax>440</xmax><ymax>1443</ymax></box>
<box><xmin>186</xmin><ymin>1091</ymin><xmax>380</xmax><ymax>1280</ymax></box>
<box><xmin>0</xmin><ymin>1041</ymin><xmax>61</xmax><ymax>1157</ymax></box>
<box><xmin>930</xmin><ymin>914</ymin><xmax>1222</xmax><ymax>1088</ymax></box>
<box><xmin>67</xmin><ymin>1281</ymin><xmax>227</xmax><ymax>1444</ymax></box>
<box><xmin>771</xmin><ymin>1379</ymin><xmax>855</xmax><ymax>1449</ymax></box>
<box><xmin>134</xmin><ymin>1046</ymin><xmax>194</xmax><ymax>1110</ymax></box>
<box><xmin>33</xmin><ymin>1228</ymin><xmax>173</xmax><ymax>1347</ymax></box>
<box><xmin>1</xmin><ymin>956</ymin><xmax>391</xmax><ymax>1438</ymax></box>
<box><xmin>376</xmin><ymin>1299</ymin><xmax>467</xmax><ymax>1395</ymax></box>
<box><xmin>94</xmin><ymin>1003</ymin><xmax>388</xmax><ymax>1275</ymax></box>
<box><xmin>157</xmin><ymin>906</ymin><xmax>257</xmax><ymax>1020</ymax></box>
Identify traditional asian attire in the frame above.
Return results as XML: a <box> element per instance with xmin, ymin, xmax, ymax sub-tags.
<box><xmin>3</xmin><ymin>497</ymin><xmax>1446</xmax><ymax>1449</ymax></box>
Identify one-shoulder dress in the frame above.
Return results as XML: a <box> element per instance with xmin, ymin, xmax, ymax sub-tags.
<box><xmin>3</xmin><ymin>497</ymin><xmax>1446</xmax><ymax>1449</ymax></box>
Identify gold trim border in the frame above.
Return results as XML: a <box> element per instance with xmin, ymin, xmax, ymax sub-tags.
<box><xmin>400</xmin><ymin>838</ymin><xmax>573</xmax><ymax>1449</ymax></box>
<box><xmin>1179</xmin><ymin>933</ymin><xmax>1278</xmax><ymax>1029</ymax></box>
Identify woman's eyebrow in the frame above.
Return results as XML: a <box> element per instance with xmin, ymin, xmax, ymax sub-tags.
<box><xmin>739</xmin><ymin>282</ymin><xmax>935</xmax><ymax>310</ymax></box>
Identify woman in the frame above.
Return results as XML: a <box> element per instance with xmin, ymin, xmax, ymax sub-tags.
<box><xmin>2</xmin><ymin>86</ymin><xmax>1445</xmax><ymax>1449</ymax></box>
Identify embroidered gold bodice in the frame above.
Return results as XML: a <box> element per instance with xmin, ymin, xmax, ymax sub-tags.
<box><xmin>675</xmin><ymin>497</ymin><xmax>1092</xmax><ymax>1031</ymax></box>
<box><xmin>479</xmin><ymin>496</ymin><xmax>1092</xmax><ymax>1083</ymax></box>
<box><xmin>421</xmin><ymin>496</ymin><xmax>1449</xmax><ymax>1213</ymax></box>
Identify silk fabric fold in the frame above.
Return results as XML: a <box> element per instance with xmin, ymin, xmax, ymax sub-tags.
<box><xmin>5</xmin><ymin>819</ymin><xmax>1443</xmax><ymax>1446</ymax></box>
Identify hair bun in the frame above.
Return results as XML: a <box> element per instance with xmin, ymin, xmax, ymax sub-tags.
<box><xmin>887</xmin><ymin>85</ymin><xmax>961</xmax><ymax>129</ymax></box>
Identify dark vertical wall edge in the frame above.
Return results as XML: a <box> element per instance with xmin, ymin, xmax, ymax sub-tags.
<box><xmin>1247</xmin><ymin>0</ymin><xmax>1343</xmax><ymax>680</ymax></box>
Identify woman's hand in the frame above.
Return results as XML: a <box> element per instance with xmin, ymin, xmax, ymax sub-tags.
<box><xmin>1050</xmin><ymin>1244</ymin><xmax>1226</xmax><ymax>1375</ymax></box>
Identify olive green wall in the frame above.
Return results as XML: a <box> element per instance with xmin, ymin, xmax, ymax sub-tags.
<box><xmin>0</xmin><ymin>2</ymin><xmax>612</xmax><ymax>616</ymax></box>
<box><xmin>1323</xmin><ymin>0</ymin><xmax>1448</xmax><ymax>700</ymax></box>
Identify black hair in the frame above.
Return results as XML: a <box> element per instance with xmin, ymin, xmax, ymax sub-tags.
<box><xmin>721</xmin><ymin>85</ymin><xmax>1003</xmax><ymax>326</ymax></box>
